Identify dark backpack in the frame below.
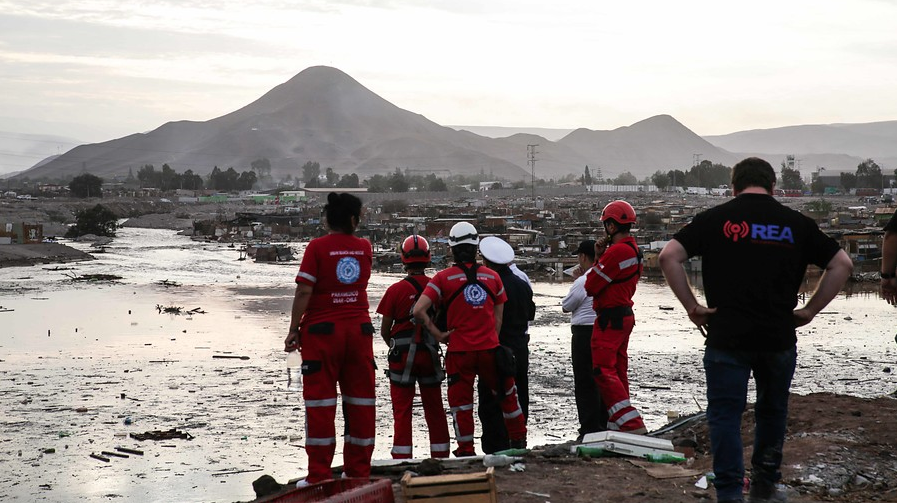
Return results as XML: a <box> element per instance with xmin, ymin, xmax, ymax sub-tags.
<box><xmin>387</xmin><ymin>275</ymin><xmax>444</xmax><ymax>386</ymax></box>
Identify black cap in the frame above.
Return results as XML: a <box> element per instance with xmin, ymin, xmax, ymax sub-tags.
<box><xmin>574</xmin><ymin>240</ymin><xmax>596</xmax><ymax>259</ymax></box>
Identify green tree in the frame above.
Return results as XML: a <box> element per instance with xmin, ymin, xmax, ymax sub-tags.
<box><xmin>336</xmin><ymin>173</ymin><xmax>360</xmax><ymax>188</ymax></box>
<box><xmin>325</xmin><ymin>167</ymin><xmax>339</xmax><ymax>187</ymax></box>
<box><xmin>69</xmin><ymin>173</ymin><xmax>103</xmax><ymax>198</ymax></box>
<box><xmin>182</xmin><ymin>169</ymin><xmax>203</xmax><ymax>190</ymax></box>
<box><xmin>365</xmin><ymin>174</ymin><xmax>388</xmax><ymax>192</ymax></box>
<box><xmin>855</xmin><ymin>158</ymin><xmax>882</xmax><ymax>189</ymax></box>
<box><xmin>840</xmin><ymin>172</ymin><xmax>857</xmax><ymax>191</ymax></box>
<box><xmin>388</xmin><ymin>168</ymin><xmax>409</xmax><ymax>192</ymax></box>
<box><xmin>583</xmin><ymin>165</ymin><xmax>592</xmax><ymax>186</ymax></box>
<box><xmin>65</xmin><ymin>204</ymin><xmax>118</xmax><ymax>238</ymax></box>
<box><xmin>301</xmin><ymin>161</ymin><xmax>321</xmax><ymax>184</ymax></box>
<box><xmin>651</xmin><ymin>170</ymin><xmax>670</xmax><ymax>190</ymax></box>
<box><xmin>779</xmin><ymin>162</ymin><xmax>805</xmax><ymax>191</ymax></box>
<box><xmin>810</xmin><ymin>175</ymin><xmax>826</xmax><ymax>195</ymax></box>
<box><xmin>667</xmin><ymin>169</ymin><xmax>687</xmax><ymax>189</ymax></box>
<box><xmin>613</xmin><ymin>172</ymin><xmax>638</xmax><ymax>185</ymax></box>
<box><xmin>137</xmin><ymin>164</ymin><xmax>159</xmax><ymax>188</ymax></box>
<box><xmin>160</xmin><ymin>163</ymin><xmax>180</xmax><ymax>191</ymax></box>
<box><xmin>237</xmin><ymin>170</ymin><xmax>257</xmax><ymax>190</ymax></box>
<box><xmin>428</xmin><ymin>177</ymin><xmax>447</xmax><ymax>192</ymax></box>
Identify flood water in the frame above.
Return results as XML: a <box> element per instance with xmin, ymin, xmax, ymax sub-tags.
<box><xmin>1</xmin><ymin>228</ymin><xmax>894</xmax><ymax>502</ymax></box>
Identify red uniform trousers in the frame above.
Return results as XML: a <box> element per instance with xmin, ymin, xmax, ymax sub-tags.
<box><xmin>445</xmin><ymin>349</ymin><xmax>526</xmax><ymax>456</ymax></box>
<box><xmin>591</xmin><ymin>316</ymin><xmax>646</xmax><ymax>432</ymax></box>
<box><xmin>388</xmin><ymin>344</ymin><xmax>450</xmax><ymax>459</ymax></box>
<box><xmin>301</xmin><ymin>318</ymin><xmax>376</xmax><ymax>483</ymax></box>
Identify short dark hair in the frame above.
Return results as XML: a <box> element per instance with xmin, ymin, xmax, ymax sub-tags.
<box><xmin>576</xmin><ymin>240</ymin><xmax>596</xmax><ymax>260</ymax></box>
<box><xmin>731</xmin><ymin>157</ymin><xmax>776</xmax><ymax>193</ymax></box>
<box><xmin>324</xmin><ymin>192</ymin><xmax>362</xmax><ymax>234</ymax></box>
<box><xmin>603</xmin><ymin>220</ymin><xmax>632</xmax><ymax>234</ymax></box>
<box><xmin>451</xmin><ymin>244</ymin><xmax>477</xmax><ymax>263</ymax></box>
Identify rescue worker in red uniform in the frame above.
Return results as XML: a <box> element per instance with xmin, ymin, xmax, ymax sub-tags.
<box><xmin>284</xmin><ymin>192</ymin><xmax>376</xmax><ymax>484</ymax></box>
<box><xmin>584</xmin><ymin>200</ymin><xmax>648</xmax><ymax>434</ymax></box>
<box><xmin>412</xmin><ymin>222</ymin><xmax>527</xmax><ymax>457</ymax></box>
<box><xmin>377</xmin><ymin>235</ymin><xmax>451</xmax><ymax>459</ymax></box>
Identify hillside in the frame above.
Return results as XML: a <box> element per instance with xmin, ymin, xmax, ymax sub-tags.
<box><xmin>21</xmin><ymin>67</ymin><xmax>529</xmax><ymax>182</ymax></box>
<box><xmin>12</xmin><ymin>67</ymin><xmax>897</xmax><ymax>183</ymax></box>
<box><xmin>704</xmin><ymin>121</ymin><xmax>897</xmax><ymax>172</ymax></box>
<box><xmin>558</xmin><ymin>115</ymin><xmax>740</xmax><ymax>177</ymax></box>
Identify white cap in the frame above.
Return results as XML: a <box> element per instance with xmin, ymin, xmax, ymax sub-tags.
<box><xmin>479</xmin><ymin>236</ymin><xmax>514</xmax><ymax>265</ymax></box>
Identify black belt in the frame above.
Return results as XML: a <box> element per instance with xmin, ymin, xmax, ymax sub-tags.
<box><xmin>596</xmin><ymin>306</ymin><xmax>633</xmax><ymax>331</ymax></box>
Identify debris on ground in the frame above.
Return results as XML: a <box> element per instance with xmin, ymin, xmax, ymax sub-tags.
<box><xmin>155</xmin><ymin>305</ymin><xmax>205</xmax><ymax>315</ymax></box>
<box><xmin>65</xmin><ymin>273</ymin><xmax>123</xmax><ymax>282</ymax></box>
<box><xmin>130</xmin><ymin>429</ymin><xmax>194</xmax><ymax>441</ymax></box>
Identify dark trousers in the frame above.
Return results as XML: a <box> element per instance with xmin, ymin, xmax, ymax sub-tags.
<box><xmin>703</xmin><ymin>346</ymin><xmax>796</xmax><ymax>501</ymax></box>
<box><xmin>571</xmin><ymin>325</ymin><xmax>607</xmax><ymax>437</ymax></box>
<box><xmin>478</xmin><ymin>344</ymin><xmax>529</xmax><ymax>454</ymax></box>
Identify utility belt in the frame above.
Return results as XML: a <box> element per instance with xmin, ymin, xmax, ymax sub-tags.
<box><xmin>596</xmin><ymin>306</ymin><xmax>634</xmax><ymax>331</ymax></box>
<box><xmin>305</xmin><ymin>321</ymin><xmax>375</xmax><ymax>335</ymax></box>
<box><xmin>387</xmin><ymin>328</ymin><xmax>445</xmax><ymax>386</ymax></box>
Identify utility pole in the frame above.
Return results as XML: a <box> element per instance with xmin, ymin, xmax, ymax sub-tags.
<box><xmin>527</xmin><ymin>144</ymin><xmax>538</xmax><ymax>201</ymax></box>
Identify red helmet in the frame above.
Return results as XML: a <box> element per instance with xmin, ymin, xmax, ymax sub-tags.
<box><xmin>601</xmin><ymin>200</ymin><xmax>637</xmax><ymax>224</ymax></box>
<box><xmin>401</xmin><ymin>235</ymin><xmax>430</xmax><ymax>264</ymax></box>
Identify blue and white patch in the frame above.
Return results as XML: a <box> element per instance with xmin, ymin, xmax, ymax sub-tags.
<box><xmin>463</xmin><ymin>283</ymin><xmax>488</xmax><ymax>306</ymax></box>
<box><xmin>336</xmin><ymin>256</ymin><xmax>361</xmax><ymax>284</ymax></box>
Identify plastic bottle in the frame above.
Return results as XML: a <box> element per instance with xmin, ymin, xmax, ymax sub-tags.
<box><xmin>482</xmin><ymin>454</ymin><xmax>522</xmax><ymax>467</ymax></box>
<box><xmin>575</xmin><ymin>446</ymin><xmax>611</xmax><ymax>458</ymax></box>
<box><xmin>645</xmin><ymin>452</ymin><xmax>686</xmax><ymax>463</ymax></box>
<box><xmin>494</xmin><ymin>448</ymin><xmax>530</xmax><ymax>456</ymax></box>
<box><xmin>286</xmin><ymin>350</ymin><xmax>302</xmax><ymax>391</ymax></box>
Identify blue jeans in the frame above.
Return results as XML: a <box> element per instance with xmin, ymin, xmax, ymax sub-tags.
<box><xmin>703</xmin><ymin>346</ymin><xmax>796</xmax><ymax>501</ymax></box>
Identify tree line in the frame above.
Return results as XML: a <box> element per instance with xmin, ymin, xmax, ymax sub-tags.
<box><xmin>54</xmin><ymin>155</ymin><xmax>897</xmax><ymax>199</ymax></box>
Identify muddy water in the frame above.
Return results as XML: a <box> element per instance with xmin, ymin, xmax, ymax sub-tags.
<box><xmin>0</xmin><ymin>228</ymin><xmax>894</xmax><ymax>503</ymax></box>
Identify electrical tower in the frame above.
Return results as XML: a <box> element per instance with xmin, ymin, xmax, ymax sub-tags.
<box><xmin>693</xmin><ymin>153</ymin><xmax>702</xmax><ymax>167</ymax></box>
<box><xmin>527</xmin><ymin>144</ymin><xmax>538</xmax><ymax>200</ymax></box>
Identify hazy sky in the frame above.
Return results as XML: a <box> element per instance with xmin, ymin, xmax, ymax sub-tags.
<box><xmin>2</xmin><ymin>0</ymin><xmax>897</xmax><ymax>143</ymax></box>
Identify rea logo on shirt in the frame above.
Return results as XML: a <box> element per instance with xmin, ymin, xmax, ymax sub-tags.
<box><xmin>723</xmin><ymin>220</ymin><xmax>794</xmax><ymax>244</ymax></box>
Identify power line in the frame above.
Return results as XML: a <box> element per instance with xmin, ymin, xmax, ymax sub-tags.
<box><xmin>527</xmin><ymin>144</ymin><xmax>538</xmax><ymax>200</ymax></box>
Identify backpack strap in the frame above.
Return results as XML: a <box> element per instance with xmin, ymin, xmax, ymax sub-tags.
<box><xmin>392</xmin><ymin>275</ymin><xmax>425</xmax><ymax>324</ymax></box>
<box><xmin>444</xmin><ymin>262</ymin><xmax>497</xmax><ymax>307</ymax></box>
<box><xmin>610</xmin><ymin>241</ymin><xmax>643</xmax><ymax>284</ymax></box>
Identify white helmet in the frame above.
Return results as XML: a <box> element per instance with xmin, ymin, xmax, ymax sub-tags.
<box><xmin>448</xmin><ymin>222</ymin><xmax>479</xmax><ymax>246</ymax></box>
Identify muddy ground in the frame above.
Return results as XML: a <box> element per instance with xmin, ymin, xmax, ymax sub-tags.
<box><xmin>302</xmin><ymin>392</ymin><xmax>895</xmax><ymax>503</ymax></box>
<box><xmin>2</xmin><ymin>199</ymin><xmax>897</xmax><ymax>503</ymax></box>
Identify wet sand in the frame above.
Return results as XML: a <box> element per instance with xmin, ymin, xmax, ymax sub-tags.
<box><xmin>1</xmin><ymin>230</ymin><xmax>895</xmax><ymax>503</ymax></box>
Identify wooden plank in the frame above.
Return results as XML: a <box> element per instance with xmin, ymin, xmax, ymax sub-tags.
<box><xmin>404</xmin><ymin>472</ymin><xmax>490</xmax><ymax>486</ymax></box>
<box><xmin>402</xmin><ymin>467</ymin><xmax>496</xmax><ymax>503</ymax></box>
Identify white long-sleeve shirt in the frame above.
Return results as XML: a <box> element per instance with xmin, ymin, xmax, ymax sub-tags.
<box><xmin>561</xmin><ymin>274</ymin><xmax>596</xmax><ymax>326</ymax></box>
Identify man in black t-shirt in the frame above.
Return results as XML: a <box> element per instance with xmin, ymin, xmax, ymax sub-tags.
<box><xmin>881</xmin><ymin>209</ymin><xmax>897</xmax><ymax>305</ymax></box>
<box><xmin>658</xmin><ymin>157</ymin><xmax>853</xmax><ymax>503</ymax></box>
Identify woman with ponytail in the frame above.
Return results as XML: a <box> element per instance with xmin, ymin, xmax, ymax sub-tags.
<box><xmin>285</xmin><ymin>192</ymin><xmax>376</xmax><ymax>484</ymax></box>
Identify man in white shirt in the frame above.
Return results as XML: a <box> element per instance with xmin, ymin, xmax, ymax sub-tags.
<box><xmin>562</xmin><ymin>240</ymin><xmax>609</xmax><ymax>440</ymax></box>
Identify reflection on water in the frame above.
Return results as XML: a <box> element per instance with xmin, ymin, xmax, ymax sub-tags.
<box><xmin>0</xmin><ymin>228</ymin><xmax>894</xmax><ymax>503</ymax></box>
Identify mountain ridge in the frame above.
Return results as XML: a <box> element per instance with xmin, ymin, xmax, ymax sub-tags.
<box><xmin>11</xmin><ymin>66</ymin><xmax>897</xmax><ymax>181</ymax></box>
